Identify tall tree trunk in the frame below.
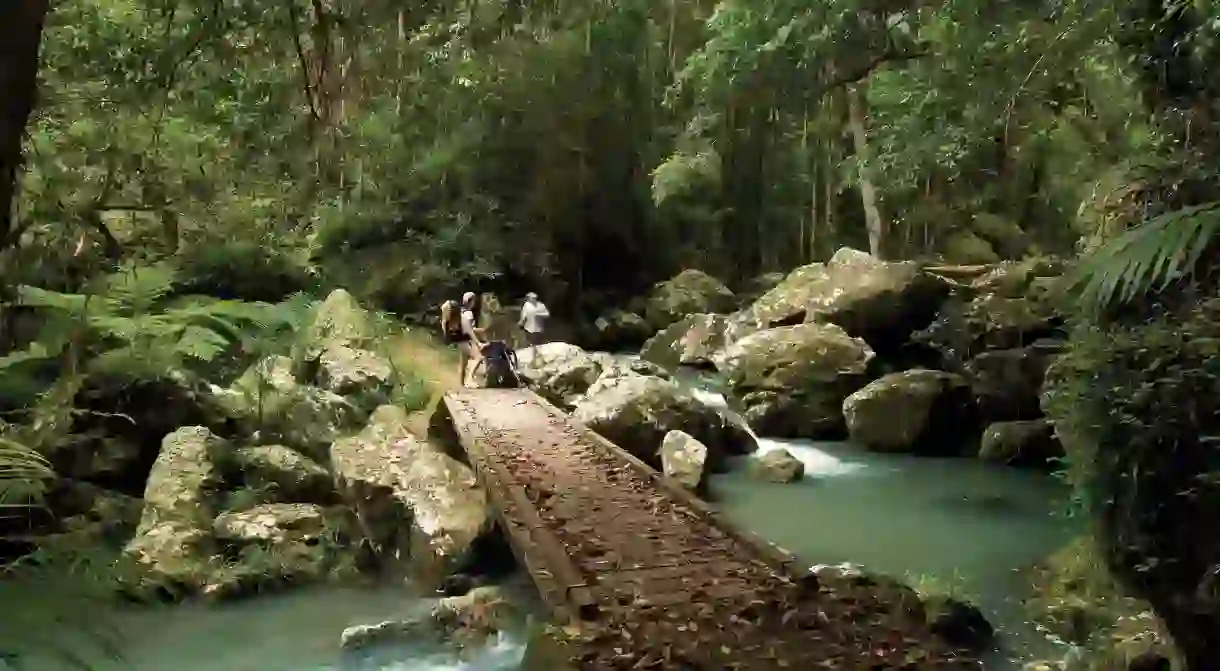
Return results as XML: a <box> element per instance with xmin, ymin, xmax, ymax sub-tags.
<box><xmin>846</xmin><ymin>83</ymin><xmax>886</xmax><ymax>258</ymax></box>
<box><xmin>0</xmin><ymin>0</ymin><xmax>50</xmax><ymax>247</ymax></box>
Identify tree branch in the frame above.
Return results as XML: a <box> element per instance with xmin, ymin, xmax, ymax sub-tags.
<box><xmin>286</xmin><ymin>0</ymin><xmax>322</xmax><ymax>126</ymax></box>
<box><xmin>821</xmin><ymin>48</ymin><xmax>930</xmax><ymax>93</ymax></box>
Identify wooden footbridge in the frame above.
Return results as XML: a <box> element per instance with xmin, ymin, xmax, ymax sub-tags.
<box><xmin>439</xmin><ymin>388</ymin><xmax>980</xmax><ymax>669</ymax></box>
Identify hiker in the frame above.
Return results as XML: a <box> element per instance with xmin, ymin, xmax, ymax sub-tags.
<box><xmin>441</xmin><ymin>292</ymin><xmax>486</xmax><ymax>387</ymax></box>
<box><xmin>518</xmin><ymin>292</ymin><xmax>549</xmax><ymax>347</ymax></box>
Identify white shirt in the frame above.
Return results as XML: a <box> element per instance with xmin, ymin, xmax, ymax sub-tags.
<box><xmin>519</xmin><ymin>301</ymin><xmax>549</xmax><ymax>333</ymax></box>
<box><xmin>460</xmin><ymin>309</ymin><xmax>477</xmax><ymax>338</ymax></box>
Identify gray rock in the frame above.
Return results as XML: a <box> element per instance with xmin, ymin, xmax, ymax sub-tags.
<box><xmin>517</xmin><ymin>342</ymin><xmax>606</xmax><ymax>410</ymax></box>
<box><xmin>227</xmin><ymin>444</ymin><xmax>335</xmax><ymax>503</ymax></box>
<box><xmin>659</xmin><ymin>430</ymin><xmax>708</xmax><ymax>491</ymax></box>
<box><xmin>644</xmin><ymin>269</ymin><xmax>736</xmax><ymax>330</ymax></box>
<box><xmin>330</xmin><ymin>406</ymin><xmax>491</xmax><ymax>584</ymax></box>
<box><xmin>573</xmin><ymin>374</ymin><xmax>755</xmax><ymax>469</ymax></box>
<box><xmin>978</xmin><ymin>419</ymin><xmax>1063</xmax><ymax>468</ymax></box>
<box><xmin>640</xmin><ymin>313</ymin><xmax>752</xmax><ymax>371</ymax></box>
<box><xmin>318</xmin><ymin>344</ymin><xmax>395</xmax><ymax>410</ymax></box>
<box><xmin>749</xmin><ymin>248</ymin><xmax>948</xmax><ymax>355</ymax></box>
<box><xmin>842</xmin><ymin>369</ymin><xmax>978</xmax><ymax>454</ymax></box>
<box><xmin>720</xmin><ymin>323</ymin><xmax>874</xmax><ymax>439</ymax></box>
<box><xmin>747</xmin><ymin>449</ymin><xmax>804</xmax><ymax>483</ymax></box>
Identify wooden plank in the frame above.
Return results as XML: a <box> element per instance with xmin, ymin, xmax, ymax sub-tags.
<box><xmin>442</xmin><ymin>393</ymin><xmax>601</xmax><ymax>622</ymax></box>
<box><xmin>528</xmin><ymin>391</ymin><xmax>800</xmax><ymax>576</ymax></box>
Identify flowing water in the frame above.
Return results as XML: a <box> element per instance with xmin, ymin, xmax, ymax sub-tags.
<box><xmin>669</xmin><ymin>365</ymin><xmax>1082</xmax><ymax>668</ymax></box>
<box><xmin>0</xmin><ymin>581</ymin><xmax>528</xmax><ymax>671</ymax></box>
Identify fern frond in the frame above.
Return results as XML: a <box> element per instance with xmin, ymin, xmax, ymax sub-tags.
<box><xmin>1066</xmin><ymin>202</ymin><xmax>1220</xmax><ymax>314</ymax></box>
<box><xmin>89</xmin><ymin>313</ymin><xmax>177</xmax><ymax>343</ymax></box>
<box><xmin>0</xmin><ymin>436</ymin><xmax>54</xmax><ymax>506</ymax></box>
<box><xmin>102</xmin><ymin>261</ymin><xmax>178</xmax><ymax>312</ymax></box>
<box><xmin>175</xmin><ymin>325</ymin><xmax>231</xmax><ymax>362</ymax></box>
<box><xmin>15</xmin><ymin>286</ymin><xmax>89</xmax><ymax>314</ymax></box>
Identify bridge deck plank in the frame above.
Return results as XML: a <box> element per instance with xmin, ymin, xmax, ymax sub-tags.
<box><xmin>442</xmin><ymin>388</ymin><xmax>980</xmax><ymax>670</ymax></box>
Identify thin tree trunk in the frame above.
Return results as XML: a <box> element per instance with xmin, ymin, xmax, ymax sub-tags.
<box><xmin>846</xmin><ymin>83</ymin><xmax>886</xmax><ymax>258</ymax></box>
<box><xmin>0</xmin><ymin>0</ymin><xmax>50</xmax><ymax>247</ymax></box>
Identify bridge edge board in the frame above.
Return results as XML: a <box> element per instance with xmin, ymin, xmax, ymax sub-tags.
<box><xmin>440</xmin><ymin>392</ymin><xmax>600</xmax><ymax>624</ymax></box>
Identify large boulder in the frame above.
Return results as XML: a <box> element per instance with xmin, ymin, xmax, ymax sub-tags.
<box><xmin>572</xmin><ymin>374</ymin><xmax>756</xmax><ymax>470</ymax></box>
<box><xmin>719</xmin><ymin>323</ymin><xmax>875</xmax><ymax>439</ymax></box>
<box><xmin>909</xmin><ymin>258</ymin><xmax>1066</xmax><ymax>370</ymax></box>
<box><xmin>966</xmin><ymin>341</ymin><xmax>1061</xmax><ymax>422</ymax></box>
<box><xmin>639</xmin><ymin>313</ymin><xmax>753</xmax><ymax>371</ymax></box>
<box><xmin>300</xmin><ymin>289</ymin><xmax>377</xmax><ymax>363</ymax></box>
<box><xmin>330</xmin><ymin>405</ymin><xmax>491</xmax><ymax>584</ymax></box>
<box><xmin>842</xmin><ymin>369</ymin><xmax>979</xmax><ymax>455</ymax></box>
<box><xmin>517</xmin><ymin>343</ymin><xmax>607</xmax><ymax>410</ymax></box>
<box><xmin>222</xmin><ymin>445</ymin><xmax>336</xmax><ymax>503</ymax></box>
<box><xmin>214</xmin><ymin>355</ymin><xmax>365</xmax><ymax>461</ymax></box>
<box><xmin>203</xmin><ymin>503</ymin><xmax>356</xmax><ymax>598</ymax></box>
<box><xmin>644</xmin><ymin>269</ymin><xmax>737</xmax><ymax>329</ymax></box>
<box><xmin>978</xmin><ymin>419</ymin><xmax>1063</xmax><ymax>468</ymax></box>
<box><xmin>589</xmin><ymin>309</ymin><xmax>653</xmax><ymax>351</ymax></box>
<box><xmin>258</xmin><ymin>386</ymin><xmax>365</xmax><ymax>462</ymax></box>
<box><xmin>317</xmin><ymin>344</ymin><xmax>395</xmax><ymax>411</ymax></box>
<box><xmin>123</xmin><ymin>427</ymin><xmax>226</xmax><ymax>592</ymax></box>
<box><xmin>749</xmin><ymin>248</ymin><xmax>949</xmax><ymax>354</ymax></box>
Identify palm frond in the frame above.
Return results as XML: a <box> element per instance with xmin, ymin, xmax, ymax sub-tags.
<box><xmin>1066</xmin><ymin>201</ymin><xmax>1220</xmax><ymax>314</ymax></box>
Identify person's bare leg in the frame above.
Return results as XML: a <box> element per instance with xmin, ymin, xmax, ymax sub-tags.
<box><xmin>458</xmin><ymin>345</ymin><xmax>470</xmax><ymax>387</ymax></box>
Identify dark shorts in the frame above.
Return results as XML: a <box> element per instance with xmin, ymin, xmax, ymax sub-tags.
<box><xmin>524</xmin><ymin>331</ymin><xmax>544</xmax><ymax>347</ymax></box>
<box><xmin>445</xmin><ymin>331</ymin><xmax>469</xmax><ymax>345</ymax></box>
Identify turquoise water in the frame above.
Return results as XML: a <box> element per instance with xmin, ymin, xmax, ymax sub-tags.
<box><xmin>675</xmin><ymin>369</ymin><xmax>1081</xmax><ymax>668</ymax></box>
<box><xmin>0</xmin><ymin>583</ymin><xmax>527</xmax><ymax>671</ymax></box>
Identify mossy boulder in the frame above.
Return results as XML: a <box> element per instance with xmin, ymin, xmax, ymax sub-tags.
<box><xmin>842</xmin><ymin>369</ymin><xmax>979</xmax><ymax>455</ymax></box>
<box><xmin>977</xmin><ymin>420</ymin><xmax>1062</xmax><ymax>468</ymax></box>
<box><xmin>572</xmin><ymin>374</ymin><xmax>756</xmax><ymax>469</ymax></box>
<box><xmin>643</xmin><ymin>269</ymin><xmax>737</xmax><ymax>329</ymax></box>
<box><xmin>299</xmin><ymin>288</ymin><xmax>377</xmax><ymax>363</ymax></box>
<box><xmin>329</xmin><ymin>405</ymin><xmax>491</xmax><ymax>585</ymax></box>
<box><xmin>719</xmin><ymin>323</ymin><xmax>875</xmax><ymax>439</ymax></box>
<box><xmin>517</xmin><ymin>342</ymin><xmax>606</xmax><ymax>410</ymax></box>
<box><xmin>748</xmin><ymin>248</ymin><xmax>949</xmax><ymax>355</ymax></box>
<box><xmin>639</xmin><ymin>313</ymin><xmax>745</xmax><ymax>371</ymax></box>
<box><xmin>941</xmin><ymin>230</ymin><xmax>1000</xmax><ymax>265</ymax></box>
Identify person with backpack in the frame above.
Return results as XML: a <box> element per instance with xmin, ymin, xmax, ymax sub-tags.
<box><xmin>440</xmin><ymin>292</ymin><xmax>485</xmax><ymax>388</ymax></box>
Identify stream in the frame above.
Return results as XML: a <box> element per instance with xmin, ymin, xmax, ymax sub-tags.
<box><xmin>669</xmin><ymin>363</ymin><xmax>1081</xmax><ymax>668</ymax></box>
<box><xmin>0</xmin><ymin>580</ymin><xmax>529</xmax><ymax>671</ymax></box>
<box><xmin>1</xmin><ymin>357</ymin><xmax>1078</xmax><ymax>670</ymax></box>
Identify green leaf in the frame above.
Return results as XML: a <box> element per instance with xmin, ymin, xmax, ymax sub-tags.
<box><xmin>1066</xmin><ymin>202</ymin><xmax>1220</xmax><ymax>314</ymax></box>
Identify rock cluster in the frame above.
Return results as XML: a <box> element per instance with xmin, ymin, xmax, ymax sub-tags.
<box><xmin>635</xmin><ymin>250</ymin><xmax>1068</xmax><ymax>465</ymax></box>
<box><xmin>51</xmin><ymin>289</ymin><xmax>492</xmax><ymax>602</ymax></box>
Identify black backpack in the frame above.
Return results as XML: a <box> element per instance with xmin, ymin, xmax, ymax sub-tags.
<box><xmin>481</xmin><ymin>341</ymin><xmax>520</xmax><ymax>389</ymax></box>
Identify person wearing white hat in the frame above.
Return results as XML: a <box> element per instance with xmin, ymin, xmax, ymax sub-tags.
<box><xmin>518</xmin><ymin>291</ymin><xmax>549</xmax><ymax>348</ymax></box>
<box><xmin>459</xmin><ymin>291</ymin><xmax>486</xmax><ymax>387</ymax></box>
